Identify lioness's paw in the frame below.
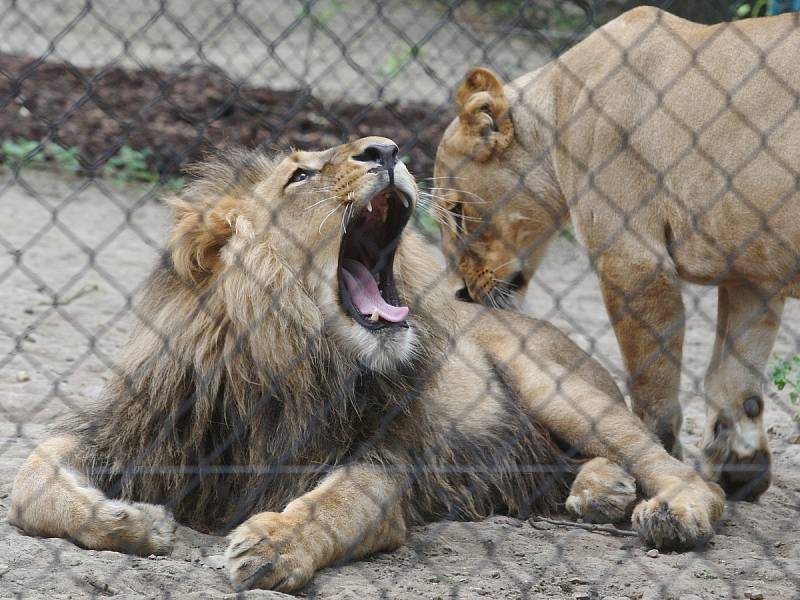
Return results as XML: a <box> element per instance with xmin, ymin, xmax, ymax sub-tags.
<box><xmin>632</xmin><ymin>480</ymin><xmax>724</xmax><ymax>550</ymax></box>
<box><xmin>226</xmin><ymin>512</ymin><xmax>314</xmax><ymax>593</ymax></box>
<box><xmin>566</xmin><ymin>458</ymin><xmax>636</xmax><ymax>523</ymax></box>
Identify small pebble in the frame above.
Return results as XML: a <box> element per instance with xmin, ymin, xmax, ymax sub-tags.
<box><xmin>574</xmin><ymin>592</ymin><xmax>591</xmax><ymax>600</ymax></box>
<box><xmin>16</xmin><ymin>370</ymin><xmax>30</xmax><ymax>382</ymax></box>
<box><xmin>646</xmin><ymin>549</ymin><xmax>659</xmax><ymax>558</ymax></box>
<box><xmin>745</xmin><ymin>592</ymin><xmax>764</xmax><ymax>600</ymax></box>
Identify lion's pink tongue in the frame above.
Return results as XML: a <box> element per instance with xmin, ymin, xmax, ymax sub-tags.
<box><xmin>342</xmin><ymin>259</ymin><xmax>409</xmax><ymax>322</ymax></box>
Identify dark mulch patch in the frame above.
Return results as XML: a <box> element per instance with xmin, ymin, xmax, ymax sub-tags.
<box><xmin>0</xmin><ymin>53</ymin><xmax>453</xmax><ymax>178</ymax></box>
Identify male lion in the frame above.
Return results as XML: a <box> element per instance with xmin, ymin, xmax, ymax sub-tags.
<box><xmin>433</xmin><ymin>8</ymin><xmax>800</xmax><ymax>502</ymax></box>
<box><xmin>10</xmin><ymin>137</ymin><xmax>723</xmax><ymax>593</ymax></box>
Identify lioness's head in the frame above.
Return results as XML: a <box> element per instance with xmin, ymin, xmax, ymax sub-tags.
<box><xmin>167</xmin><ymin>137</ymin><xmax>420</xmax><ymax>373</ymax></box>
<box><xmin>433</xmin><ymin>67</ymin><xmax>565</xmax><ymax>309</ymax></box>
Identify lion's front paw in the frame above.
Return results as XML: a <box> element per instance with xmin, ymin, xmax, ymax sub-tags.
<box><xmin>632</xmin><ymin>479</ymin><xmax>724</xmax><ymax>550</ymax></box>
<box><xmin>130</xmin><ymin>503</ymin><xmax>177</xmax><ymax>554</ymax></box>
<box><xmin>82</xmin><ymin>501</ymin><xmax>176</xmax><ymax>555</ymax></box>
<box><xmin>226</xmin><ymin>512</ymin><xmax>315</xmax><ymax>593</ymax></box>
<box><xmin>566</xmin><ymin>457</ymin><xmax>636</xmax><ymax>523</ymax></box>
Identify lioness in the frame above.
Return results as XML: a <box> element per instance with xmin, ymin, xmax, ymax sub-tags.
<box><xmin>10</xmin><ymin>138</ymin><xmax>723</xmax><ymax>593</ymax></box>
<box><xmin>433</xmin><ymin>7</ymin><xmax>800</xmax><ymax>501</ymax></box>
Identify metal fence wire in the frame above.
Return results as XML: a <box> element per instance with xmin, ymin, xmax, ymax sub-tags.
<box><xmin>1</xmin><ymin>1</ymin><xmax>799</xmax><ymax>598</ymax></box>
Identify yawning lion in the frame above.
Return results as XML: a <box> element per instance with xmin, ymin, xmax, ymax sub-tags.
<box><xmin>11</xmin><ymin>138</ymin><xmax>723</xmax><ymax>592</ymax></box>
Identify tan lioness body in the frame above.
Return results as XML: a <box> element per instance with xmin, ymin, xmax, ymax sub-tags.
<box><xmin>433</xmin><ymin>8</ymin><xmax>800</xmax><ymax>500</ymax></box>
<box><xmin>10</xmin><ymin>138</ymin><xmax>723</xmax><ymax>593</ymax></box>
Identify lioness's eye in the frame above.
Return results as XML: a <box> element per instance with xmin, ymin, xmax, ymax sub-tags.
<box><xmin>286</xmin><ymin>168</ymin><xmax>313</xmax><ymax>187</ymax></box>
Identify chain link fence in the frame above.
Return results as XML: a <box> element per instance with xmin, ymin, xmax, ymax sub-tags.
<box><xmin>1</xmin><ymin>1</ymin><xmax>799</xmax><ymax>598</ymax></box>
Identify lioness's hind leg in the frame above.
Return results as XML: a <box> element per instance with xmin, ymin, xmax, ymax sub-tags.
<box><xmin>701</xmin><ymin>285</ymin><xmax>781</xmax><ymax>500</ymax></box>
<box><xmin>9</xmin><ymin>435</ymin><xmax>175</xmax><ymax>555</ymax></box>
<box><xmin>566</xmin><ymin>457</ymin><xmax>636</xmax><ymax>523</ymax></box>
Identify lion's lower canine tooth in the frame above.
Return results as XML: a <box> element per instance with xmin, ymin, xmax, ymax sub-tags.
<box><xmin>367</xmin><ymin>200</ymin><xmax>373</xmax><ymax>212</ymax></box>
<box><xmin>369</xmin><ymin>310</ymin><xmax>379</xmax><ymax>322</ymax></box>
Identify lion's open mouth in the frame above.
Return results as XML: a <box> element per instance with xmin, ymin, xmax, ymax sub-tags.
<box><xmin>338</xmin><ymin>187</ymin><xmax>413</xmax><ymax>331</ymax></box>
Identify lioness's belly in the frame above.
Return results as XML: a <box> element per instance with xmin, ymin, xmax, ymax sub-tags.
<box><xmin>666</xmin><ymin>192</ymin><xmax>800</xmax><ymax>289</ymax></box>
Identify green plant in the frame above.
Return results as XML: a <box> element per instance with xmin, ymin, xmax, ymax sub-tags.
<box><xmin>296</xmin><ymin>0</ymin><xmax>344</xmax><ymax>26</ymax></box>
<box><xmin>47</xmin><ymin>143</ymin><xmax>81</xmax><ymax>172</ymax></box>
<box><xmin>1</xmin><ymin>136</ymin><xmax>183</xmax><ymax>190</ymax></box>
<box><xmin>106</xmin><ymin>145</ymin><xmax>158</xmax><ymax>183</ymax></box>
<box><xmin>559</xmin><ymin>224</ymin><xmax>576</xmax><ymax>243</ymax></box>
<box><xmin>383</xmin><ymin>45</ymin><xmax>426</xmax><ymax>78</ymax></box>
<box><xmin>0</xmin><ymin>138</ymin><xmax>83</xmax><ymax>172</ymax></box>
<box><xmin>733</xmin><ymin>0</ymin><xmax>769</xmax><ymax>18</ymax></box>
<box><xmin>1</xmin><ymin>138</ymin><xmax>45</xmax><ymax>167</ymax></box>
<box><xmin>771</xmin><ymin>354</ymin><xmax>800</xmax><ymax>403</ymax></box>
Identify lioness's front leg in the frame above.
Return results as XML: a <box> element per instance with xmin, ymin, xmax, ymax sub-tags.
<box><xmin>9</xmin><ymin>435</ymin><xmax>175</xmax><ymax>554</ymax></box>
<box><xmin>494</xmin><ymin>347</ymin><xmax>724</xmax><ymax>549</ymax></box>
<box><xmin>597</xmin><ymin>253</ymin><xmax>686</xmax><ymax>458</ymax></box>
<box><xmin>226</xmin><ymin>465</ymin><xmax>407</xmax><ymax>593</ymax></box>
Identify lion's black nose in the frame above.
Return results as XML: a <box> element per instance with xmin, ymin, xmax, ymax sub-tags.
<box><xmin>355</xmin><ymin>143</ymin><xmax>398</xmax><ymax>169</ymax></box>
<box><xmin>508</xmin><ymin>271</ymin><xmax>526</xmax><ymax>290</ymax></box>
<box><xmin>355</xmin><ymin>143</ymin><xmax>398</xmax><ymax>185</ymax></box>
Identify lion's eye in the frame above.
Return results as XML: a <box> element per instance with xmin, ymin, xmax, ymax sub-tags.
<box><xmin>286</xmin><ymin>168</ymin><xmax>313</xmax><ymax>186</ymax></box>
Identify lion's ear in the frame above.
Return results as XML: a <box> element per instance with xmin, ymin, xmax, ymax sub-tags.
<box><xmin>452</xmin><ymin>67</ymin><xmax>513</xmax><ymax>160</ymax></box>
<box><xmin>167</xmin><ymin>196</ymin><xmax>240</xmax><ymax>283</ymax></box>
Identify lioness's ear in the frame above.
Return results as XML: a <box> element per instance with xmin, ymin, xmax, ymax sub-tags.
<box><xmin>168</xmin><ymin>195</ymin><xmax>240</xmax><ymax>283</ymax></box>
<box><xmin>451</xmin><ymin>67</ymin><xmax>513</xmax><ymax>161</ymax></box>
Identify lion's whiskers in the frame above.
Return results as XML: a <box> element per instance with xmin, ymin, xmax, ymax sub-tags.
<box><xmin>319</xmin><ymin>204</ymin><xmax>342</xmax><ymax>233</ymax></box>
<box><xmin>341</xmin><ymin>203</ymin><xmax>354</xmax><ymax>234</ymax></box>
<box><xmin>305</xmin><ymin>196</ymin><xmax>338</xmax><ymax>211</ymax></box>
<box><xmin>423</xmin><ymin>186</ymin><xmax>488</xmax><ymax>204</ymax></box>
<box><xmin>492</xmin><ymin>257</ymin><xmax>517</xmax><ymax>272</ymax></box>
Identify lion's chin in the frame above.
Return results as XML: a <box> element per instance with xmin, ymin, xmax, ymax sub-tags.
<box><xmin>317</xmin><ymin>267</ymin><xmax>417</xmax><ymax>375</ymax></box>
<box><xmin>337</xmin><ymin>319</ymin><xmax>417</xmax><ymax>373</ymax></box>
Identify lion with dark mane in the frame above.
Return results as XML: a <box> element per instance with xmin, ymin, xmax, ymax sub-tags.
<box><xmin>10</xmin><ymin>137</ymin><xmax>723</xmax><ymax>593</ymax></box>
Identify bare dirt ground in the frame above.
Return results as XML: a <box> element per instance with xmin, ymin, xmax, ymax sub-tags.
<box><xmin>0</xmin><ymin>170</ymin><xmax>798</xmax><ymax>599</ymax></box>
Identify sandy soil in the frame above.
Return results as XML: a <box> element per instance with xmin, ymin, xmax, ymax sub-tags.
<box><xmin>0</xmin><ymin>170</ymin><xmax>798</xmax><ymax>599</ymax></box>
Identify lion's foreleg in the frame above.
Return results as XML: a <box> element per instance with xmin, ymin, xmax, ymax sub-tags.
<box><xmin>226</xmin><ymin>464</ymin><xmax>407</xmax><ymax>593</ymax></box>
<box><xmin>497</xmin><ymin>350</ymin><xmax>724</xmax><ymax>550</ymax></box>
<box><xmin>9</xmin><ymin>435</ymin><xmax>175</xmax><ymax>554</ymax></box>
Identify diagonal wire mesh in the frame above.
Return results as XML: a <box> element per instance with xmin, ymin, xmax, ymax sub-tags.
<box><xmin>0</xmin><ymin>1</ymin><xmax>799</xmax><ymax>598</ymax></box>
